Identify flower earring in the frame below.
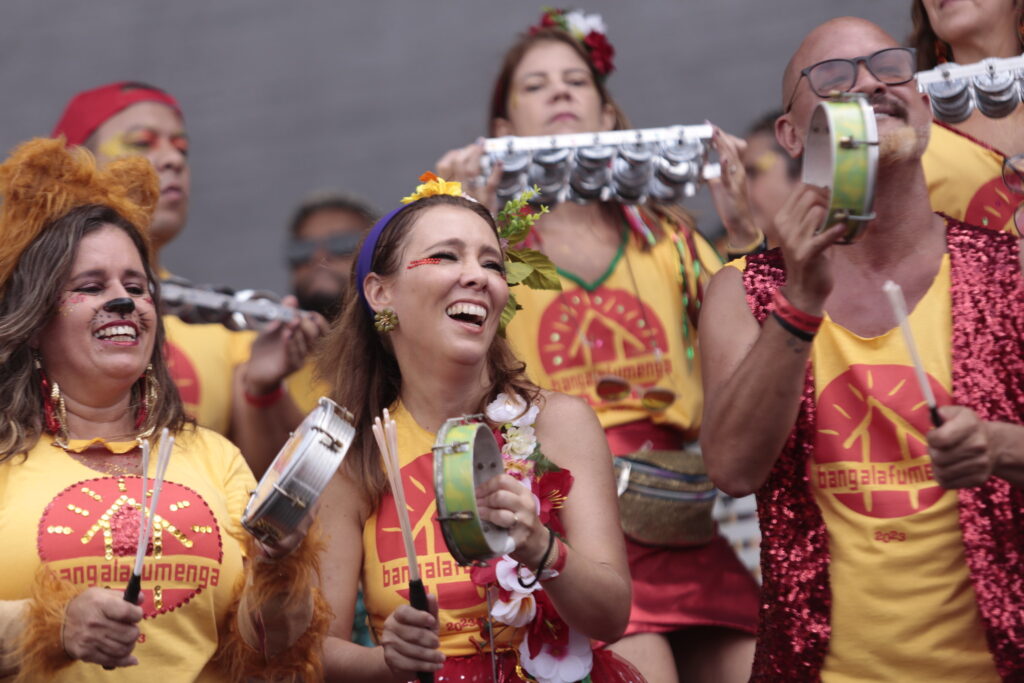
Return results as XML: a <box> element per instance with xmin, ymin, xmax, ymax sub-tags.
<box><xmin>374</xmin><ymin>308</ymin><xmax>399</xmax><ymax>333</ymax></box>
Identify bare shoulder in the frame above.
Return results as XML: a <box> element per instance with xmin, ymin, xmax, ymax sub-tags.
<box><xmin>533</xmin><ymin>390</ymin><xmax>609</xmax><ymax>470</ymax></box>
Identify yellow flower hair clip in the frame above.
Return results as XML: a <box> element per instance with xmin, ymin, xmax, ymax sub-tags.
<box><xmin>400</xmin><ymin>171</ymin><xmax>463</xmax><ymax>204</ymax></box>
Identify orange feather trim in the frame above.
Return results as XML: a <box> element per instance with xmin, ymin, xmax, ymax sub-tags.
<box><xmin>14</xmin><ymin>567</ymin><xmax>81</xmax><ymax>682</ymax></box>
<box><xmin>0</xmin><ymin>137</ymin><xmax>158</xmax><ymax>289</ymax></box>
<box><xmin>214</xmin><ymin>521</ymin><xmax>332</xmax><ymax>682</ymax></box>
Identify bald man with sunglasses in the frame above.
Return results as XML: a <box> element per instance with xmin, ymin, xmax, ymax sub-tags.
<box><xmin>700</xmin><ymin>17</ymin><xmax>1024</xmax><ymax>680</ymax></box>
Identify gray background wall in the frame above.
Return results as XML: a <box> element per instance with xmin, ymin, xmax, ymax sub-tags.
<box><xmin>1</xmin><ymin>1</ymin><xmax>911</xmax><ymax>295</ymax></box>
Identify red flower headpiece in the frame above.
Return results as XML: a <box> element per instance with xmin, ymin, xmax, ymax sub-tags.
<box><xmin>529</xmin><ymin>7</ymin><xmax>616</xmax><ymax>78</ymax></box>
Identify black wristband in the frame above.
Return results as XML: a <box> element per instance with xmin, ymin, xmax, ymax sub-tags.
<box><xmin>517</xmin><ymin>527</ymin><xmax>555</xmax><ymax>590</ymax></box>
<box><xmin>772</xmin><ymin>310</ymin><xmax>815</xmax><ymax>342</ymax></box>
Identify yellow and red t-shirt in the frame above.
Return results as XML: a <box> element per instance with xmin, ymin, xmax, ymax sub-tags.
<box><xmin>923</xmin><ymin>122</ymin><xmax>1019</xmax><ymax>236</ymax></box>
<box><xmin>505</xmin><ymin>225</ymin><xmax>719</xmax><ymax>437</ymax></box>
<box><xmin>809</xmin><ymin>255</ymin><xmax>997</xmax><ymax>681</ymax></box>
<box><xmin>163</xmin><ymin>315</ymin><xmax>254</xmax><ymax>438</ymax></box>
<box><xmin>0</xmin><ymin>428</ymin><xmax>255</xmax><ymax>682</ymax></box>
<box><xmin>361</xmin><ymin>404</ymin><xmax>518</xmax><ymax>656</ymax></box>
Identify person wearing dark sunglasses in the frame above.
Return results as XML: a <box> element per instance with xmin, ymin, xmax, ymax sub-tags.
<box><xmin>286</xmin><ymin>191</ymin><xmax>377</xmax><ymax>322</ymax></box>
<box><xmin>911</xmin><ymin>0</ymin><xmax>1024</xmax><ymax>236</ymax></box>
<box><xmin>702</xmin><ymin>16</ymin><xmax>1024</xmax><ymax>680</ymax></box>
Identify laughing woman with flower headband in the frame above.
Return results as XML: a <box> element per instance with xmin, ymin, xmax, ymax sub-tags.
<box><xmin>434</xmin><ymin>8</ymin><xmax>760</xmax><ymax>683</ymax></box>
<box><xmin>0</xmin><ymin>138</ymin><xmax>328</xmax><ymax>682</ymax></box>
<box><xmin>317</xmin><ymin>174</ymin><xmax>643</xmax><ymax>682</ymax></box>
<box><xmin>911</xmin><ymin>0</ymin><xmax>1024</xmax><ymax>235</ymax></box>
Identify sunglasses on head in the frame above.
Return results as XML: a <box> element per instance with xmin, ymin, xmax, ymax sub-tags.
<box><xmin>784</xmin><ymin>47</ymin><xmax>917</xmax><ymax>113</ymax></box>
<box><xmin>286</xmin><ymin>233</ymin><xmax>362</xmax><ymax>268</ymax></box>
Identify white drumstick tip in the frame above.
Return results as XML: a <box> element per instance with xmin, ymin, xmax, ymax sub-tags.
<box><xmin>882</xmin><ymin>280</ymin><xmax>939</xmax><ymax>411</ymax></box>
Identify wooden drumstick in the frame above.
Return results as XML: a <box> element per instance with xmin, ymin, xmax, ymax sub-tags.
<box><xmin>882</xmin><ymin>281</ymin><xmax>944</xmax><ymax>427</ymax></box>
<box><xmin>373</xmin><ymin>412</ymin><xmax>433</xmax><ymax>683</ymax></box>
<box><xmin>107</xmin><ymin>429</ymin><xmax>174</xmax><ymax>669</ymax></box>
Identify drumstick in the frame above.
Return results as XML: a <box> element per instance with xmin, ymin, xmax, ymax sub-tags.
<box><xmin>373</xmin><ymin>412</ymin><xmax>433</xmax><ymax>683</ymax></box>
<box><xmin>124</xmin><ymin>429</ymin><xmax>174</xmax><ymax>601</ymax></box>
<box><xmin>882</xmin><ymin>281</ymin><xmax>944</xmax><ymax>427</ymax></box>
<box><xmin>107</xmin><ymin>430</ymin><xmax>173</xmax><ymax>669</ymax></box>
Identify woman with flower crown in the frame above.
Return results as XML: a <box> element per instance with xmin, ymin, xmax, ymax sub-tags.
<box><xmin>316</xmin><ymin>174</ymin><xmax>644</xmax><ymax>682</ymax></box>
<box><xmin>0</xmin><ymin>138</ymin><xmax>328</xmax><ymax>681</ymax></box>
<box><xmin>910</xmin><ymin>0</ymin><xmax>1024</xmax><ymax>235</ymax></box>
<box><xmin>434</xmin><ymin>8</ymin><xmax>761</xmax><ymax>683</ymax></box>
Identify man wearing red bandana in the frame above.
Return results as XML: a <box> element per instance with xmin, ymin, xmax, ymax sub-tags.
<box><xmin>52</xmin><ymin>82</ymin><xmax>326</xmax><ymax>476</ymax></box>
<box><xmin>700</xmin><ymin>17</ymin><xmax>1024</xmax><ymax>682</ymax></box>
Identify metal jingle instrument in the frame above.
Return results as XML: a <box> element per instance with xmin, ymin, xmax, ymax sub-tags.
<box><xmin>432</xmin><ymin>415</ymin><xmax>512</xmax><ymax>566</ymax></box>
<box><xmin>479</xmin><ymin>125</ymin><xmax>721</xmax><ymax>207</ymax></box>
<box><xmin>803</xmin><ymin>93</ymin><xmax>879</xmax><ymax>244</ymax></box>
<box><xmin>160</xmin><ymin>277</ymin><xmax>300</xmax><ymax>331</ymax></box>
<box><xmin>916</xmin><ymin>53</ymin><xmax>1024</xmax><ymax>123</ymax></box>
<box><xmin>242</xmin><ymin>397</ymin><xmax>355</xmax><ymax>544</ymax></box>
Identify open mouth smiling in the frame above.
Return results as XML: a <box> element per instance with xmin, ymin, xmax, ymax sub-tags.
<box><xmin>94</xmin><ymin>322</ymin><xmax>139</xmax><ymax>342</ymax></box>
<box><xmin>446</xmin><ymin>302</ymin><xmax>488</xmax><ymax>327</ymax></box>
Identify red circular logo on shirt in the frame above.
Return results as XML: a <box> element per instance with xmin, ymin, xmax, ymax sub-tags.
<box><xmin>374</xmin><ymin>452</ymin><xmax>481</xmax><ymax>610</ymax></box>
<box><xmin>38</xmin><ymin>477</ymin><xmax>223</xmax><ymax>617</ymax></box>
<box><xmin>813</xmin><ymin>364</ymin><xmax>950</xmax><ymax>518</ymax></box>
<box><xmin>165</xmin><ymin>341</ymin><xmax>201</xmax><ymax>415</ymax></box>
<box><xmin>965</xmin><ymin>176</ymin><xmax>1017</xmax><ymax>233</ymax></box>
<box><xmin>535</xmin><ymin>287</ymin><xmax>672</xmax><ymax>403</ymax></box>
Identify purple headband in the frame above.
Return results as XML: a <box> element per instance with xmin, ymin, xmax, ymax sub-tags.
<box><xmin>355</xmin><ymin>203</ymin><xmax>414</xmax><ymax>313</ymax></box>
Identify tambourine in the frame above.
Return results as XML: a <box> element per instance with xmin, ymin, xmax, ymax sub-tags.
<box><xmin>432</xmin><ymin>416</ymin><xmax>513</xmax><ymax>566</ymax></box>
<box><xmin>242</xmin><ymin>397</ymin><xmax>355</xmax><ymax>543</ymax></box>
<box><xmin>803</xmin><ymin>93</ymin><xmax>878</xmax><ymax>244</ymax></box>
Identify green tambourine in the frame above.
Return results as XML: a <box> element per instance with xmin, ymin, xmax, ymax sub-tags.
<box><xmin>432</xmin><ymin>416</ymin><xmax>514</xmax><ymax>566</ymax></box>
<box><xmin>803</xmin><ymin>93</ymin><xmax>879</xmax><ymax>244</ymax></box>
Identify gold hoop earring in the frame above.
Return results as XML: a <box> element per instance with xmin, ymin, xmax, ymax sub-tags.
<box><xmin>135</xmin><ymin>363</ymin><xmax>158</xmax><ymax>437</ymax></box>
<box><xmin>373</xmin><ymin>308</ymin><xmax>399</xmax><ymax>333</ymax></box>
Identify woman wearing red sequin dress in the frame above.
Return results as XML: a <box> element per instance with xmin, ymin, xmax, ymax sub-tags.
<box><xmin>317</xmin><ymin>175</ymin><xmax>644</xmax><ymax>682</ymax></box>
<box><xmin>0</xmin><ymin>138</ymin><xmax>327</xmax><ymax>682</ymax></box>
<box><xmin>911</xmin><ymin>0</ymin><xmax>1024</xmax><ymax>235</ymax></box>
<box><xmin>434</xmin><ymin>9</ymin><xmax>761</xmax><ymax>683</ymax></box>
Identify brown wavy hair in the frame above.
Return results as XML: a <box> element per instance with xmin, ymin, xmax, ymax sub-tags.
<box><xmin>910</xmin><ymin>0</ymin><xmax>1024</xmax><ymax>70</ymax></box>
<box><xmin>487</xmin><ymin>27</ymin><xmax>700</xmax><ymax>248</ymax></box>
<box><xmin>317</xmin><ymin>194</ymin><xmax>540</xmax><ymax>506</ymax></box>
<box><xmin>0</xmin><ymin>204</ymin><xmax>190</xmax><ymax>461</ymax></box>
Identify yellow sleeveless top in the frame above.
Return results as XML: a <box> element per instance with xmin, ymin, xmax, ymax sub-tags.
<box><xmin>361</xmin><ymin>404</ymin><xmax>519</xmax><ymax>656</ymax></box>
<box><xmin>923</xmin><ymin>122</ymin><xmax>1019</xmax><ymax>236</ymax></box>
<box><xmin>810</xmin><ymin>255</ymin><xmax>997</xmax><ymax>681</ymax></box>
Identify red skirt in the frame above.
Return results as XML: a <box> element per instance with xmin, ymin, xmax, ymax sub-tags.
<box><xmin>605</xmin><ymin>421</ymin><xmax>760</xmax><ymax>637</ymax></box>
<box><xmin>435</xmin><ymin>647</ymin><xmax>647</xmax><ymax>681</ymax></box>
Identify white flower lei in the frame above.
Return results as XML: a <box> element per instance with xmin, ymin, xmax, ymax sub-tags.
<box><xmin>482</xmin><ymin>393</ymin><xmax>593</xmax><ymax>683</ymax></box>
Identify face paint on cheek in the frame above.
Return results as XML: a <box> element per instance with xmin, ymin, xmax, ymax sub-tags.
<box><xmin>97</xmin><ymin>133</ymin><xmax>138</xmax><ymax>159</ymax></box>
<box><xmin>406</xmin><ymin>258</ymin><xmax>443</xmax><ymax>269</ymax></box>
<box><xmin>59</xmin><ymin>293</ymin><xmax>87</xmax><ymax>316</ymax></box>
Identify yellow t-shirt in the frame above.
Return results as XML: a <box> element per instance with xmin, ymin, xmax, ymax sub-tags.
<box><xmin>361</xmin><ymin>405</ymin><xmax>517</xmax><ymax>657</ymax></box>
<box><xmin>810</xmin><ymin>255</ymin><xmax>997</xmax><ymax>681</ymax></box>
<box><xmin>163</xmin><ymin>315</ymin><xmax>255</xmax><ymax>437</ymax></box>
<box><xmin>923</xmin><ymin>122</ymin><xmax>1019</xmax><ymax>236</ymax></box>
<box><xmin>284</xmin><ymin>360</ymin><xmax>330</xmax><ymax>416</ymax></box>
<box><xmin>505</xmin><ymin>224</ymin><xmax>720</xmax><ymax>436</ymax></box>
<box><xmin>0</xmin><ymin>428</ymin><xmax>256</xmax><ymax>682</ymax></box>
